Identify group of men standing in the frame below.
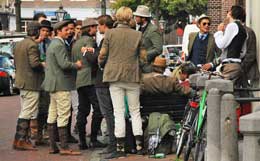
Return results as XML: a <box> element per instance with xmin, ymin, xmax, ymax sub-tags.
<box><xmin>11</xmin><ymin>4</ymin><xmax>165</xmax><ymax>159</ymax></box>
<box><xmin>11</xmin><ymin>3</ymin><xmax>258</xmax><ymax>160</ymax></box>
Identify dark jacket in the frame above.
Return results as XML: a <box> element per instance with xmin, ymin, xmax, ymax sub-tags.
<box><xmin>241</xmin><ymin>26</ymin><xmax>259</xmax><ymax>84</ymax></box>
<box><xmin>14</xmin><ymin>37</ymin><xmax>44</xmax><ymax>90</ymax></box>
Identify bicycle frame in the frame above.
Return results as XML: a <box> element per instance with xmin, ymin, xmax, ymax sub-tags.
<box><xmin>196</xmin><ymin>89</ymin><xmax>207</xmax><ymax>136</ymax></box>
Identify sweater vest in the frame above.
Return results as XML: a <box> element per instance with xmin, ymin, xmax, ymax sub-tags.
<box><xmin>190</xmin><ymin>35</ymin><xmax>208</xmax><ymax>65</ymax></box>
<box><xmin>227</xmin><ymin>21</ymin><xmax>247</xmax><ymax>59</ymax></box>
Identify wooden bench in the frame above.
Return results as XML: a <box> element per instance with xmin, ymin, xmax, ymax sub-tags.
<box><xmin>140</xmin><ymin>93</ymin><xmax>188</xmax><ymax>122</ymax></box>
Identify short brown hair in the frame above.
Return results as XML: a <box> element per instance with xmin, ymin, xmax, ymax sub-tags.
<box><xmin>97</xmin><ymin>15</ymin><xmax>114</xmax><ymax>29</ymax></box>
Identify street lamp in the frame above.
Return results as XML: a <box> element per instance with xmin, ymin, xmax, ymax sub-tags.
<box><xmin>159</xmin><ymin>17</ymin><xmax>166</xmax><ymax>45</ymax></box>
<box><xmin>55</xmin><ymin>5</ymin><xmax>67</xmax><ymax>22</ymax></box>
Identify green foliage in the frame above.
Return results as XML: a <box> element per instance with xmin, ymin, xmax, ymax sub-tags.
<box><xmin>110</xmin><ymin>0</ymin><xmax>208</xmax><ymax>22</ymax></box>
<box><xmin>110</xmin><ymin>0</ymin><xmax>141</xmax><ymax>11</ymax></box>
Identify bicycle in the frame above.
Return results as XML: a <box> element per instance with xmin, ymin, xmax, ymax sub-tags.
<box><xmin>176</xmin><ymin>70</ymin><xmax>222</xmax><ymax>161</ymax></box>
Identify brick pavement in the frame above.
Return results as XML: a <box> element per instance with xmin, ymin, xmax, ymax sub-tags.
<box><xmin>0</xmin><ymin>95</ymin><xmax>179</xmax><ymax>161</ymax></box>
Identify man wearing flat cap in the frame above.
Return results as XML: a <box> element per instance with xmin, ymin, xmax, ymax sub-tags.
<box><xmin>42</xmin><ymin>20</ymin><xmax>82</xmax><ymax>155</ymax></box>
<box><xmin>141</xmin><ymin>56</ymin><xmax>195</xmax><ymax>96</ymax></box>
<box><xmin>72</xmin><ymin>18</ymin><xmax>105</xmax><ymax>149</ymax></box>
<box><xmin>13</xmin><ymin>21</ymin><xmax>45</xmax><ymax>151</ymax></box>
<box><xmin>134</xmin><ymin>5</ymin><xmax>163</xmax><ymax>73</ymax></box>
<box><xmin>187</xmin><ymin>14</ymin><xmax>220</xmax><ymax>70</ymax></box>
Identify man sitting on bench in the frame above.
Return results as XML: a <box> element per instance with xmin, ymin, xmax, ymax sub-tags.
<box><xmin>141</xmin><ymin>56</ymin><xmax>196</xmax><ymax>97</ymax></box>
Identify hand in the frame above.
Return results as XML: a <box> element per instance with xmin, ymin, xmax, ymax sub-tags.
<box><xmin>217</xmin><ymin>23</ymin><xmax>225</xmax><ymax>32</ymax></box>
<box><xmin>41</xmin><ymin>62</ymin><xmax>46</xmax><ymax>68</ymax></box>
<box><xmin>98</xmin><ymin>54</ymin><xmax>106</xmax><ymax>64</ymax></box>
<box><xmin>81</xmin><ymin>47</ymin><xmax>87</xmax><ymax>54</ymax></box>
<box><xmin>202</xmin><ymin>63</ymin><xmax>212</xmax><ymax>71</ymax></box>
<box><xmin>75</xmin><ymin>60</ymin><xmax>82</xmax><ymax>69</ymax></box>
<box><xmin>86</xmin><ymin>47</ymin><xmax>94</xmax><ymax>53</ymax></box>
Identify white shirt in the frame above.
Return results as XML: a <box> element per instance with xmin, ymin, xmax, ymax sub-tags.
<box><xmin>214</xmin><ymin>22</ymin><xmax>239</xmax><ymax>49</ymax></box>
<box><xmin>182</xmin><ymin>24</ymin><xmax>200</xmax><ymax>56</ymax></box>
<box><xmin>214</xmin><ymin>21</ymin><xmax>244</xmax><ymax>62</ymax></box>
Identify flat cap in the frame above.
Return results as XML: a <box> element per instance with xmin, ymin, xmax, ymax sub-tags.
<box><xmin>40</xmin><ymin>20</ymin><xmax>53</xmax><ymax>31</ymax></box>
<box><xmin>82</xmin><ymin>18</ymin><xmax>98</xmax><ymax>28</ymax></box>
<box><xmin>53</xmin><ymin>20</ymin><xmax>70</xmax><ymax>31</ymax></box>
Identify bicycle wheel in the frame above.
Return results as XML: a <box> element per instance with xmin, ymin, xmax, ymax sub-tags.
<box><xmin>176</xmin><ymin>128</ymin><xmax>188</xmax><ymax>158</ymax></box>
<box><xmin>194</xmin><ymin>122</ymin><xmax>207</xmax><ymax>161</ymax></box>
<box><xmin>184</xmin><ymin>116</ymin><xmax>197</xmax><ymax>161</ymax></box>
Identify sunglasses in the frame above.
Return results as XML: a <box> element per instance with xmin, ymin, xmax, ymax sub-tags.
<box><xmin>202</xmin><ymin>22</ymin><xmax>211</xmax><ymax>26</ymax></box>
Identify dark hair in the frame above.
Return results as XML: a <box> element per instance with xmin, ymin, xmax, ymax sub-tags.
<box><xmin>67</xmin><ymin>19</ymin><xmax>76</xmax><ymax>26</ymax></box>
<box><xmin>33</xmin><ymin>13</ymin><xmax>47</xmax><ymax>21</ymax></box>
<box><xmin>97</xmin><ymin>15</ymin><xmax>114</xmax><ymax>29</ymax></box>
<box><xmin>180</xmin><ymin>62</ymin><xmax>197</xmax><ymax>76</ymax></box>
<box><xmin>231</xmin><ymin>5</ymin><xmax>245</xmax><ymax>21</ymax></box>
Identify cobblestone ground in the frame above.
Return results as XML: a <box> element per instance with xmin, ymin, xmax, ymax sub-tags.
<box><xmin>0</xmin><ymin>95</ymin><xmax>178</xmax><ymax>161</ymax></box>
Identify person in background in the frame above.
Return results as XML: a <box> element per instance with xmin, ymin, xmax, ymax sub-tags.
<box><xmin>33</xmin><ymin>12</ymin><xmax>47</xmax><ymax>23</ymax></box>
<box><xmin>98</xmin><ymin>6</ymin><xmax>144</xmax><ymax>159</ymax></box>
<box><xmin>187</xmin><ymin>14</ymin><xmax>220</xmax><ymax>70</ymax></box>
<box><xmin>239</xmin><ymin>10</ymin><xmax>259</xmax><ymax>88</ymax></box>
<box><xmin>211</xmin><ymin>5</ymin><xmax>247</xmax><ymax>85</ymax></box>
<box><xmin>64</xmin><ymin>20</ymin><xmax>79</xmax><ymax>144</ymax></box>
<box><xmin>141</xmin><ymin>57</ymin><xmax>196</xmax><ymax>96</ymax></box>
<box><xmin>42</xmin><ymin>20</ymin><xmax>82</xmax><ymax>155</ymax></box>
<box><xmin>74</xmin><ymin>20</ymin><xmax>82</xmax><ymax>40</ymax></box>
<box><xmin>13</xmin><ymin>21</ymin><xmax>44</xmax><ymax>151</ymax></box>
<box><xmin>34</xmin><ymin>20</ymin><xmax>53</xmax><ymax>146</ymax></box>
<box><xmin>72</xmin><ymin>18</ymin><xmax>106</xmax><ymax>150</ymax></box>
<box><xmin>82</xmin><ymin>14</ymin><xmax>116</xmax><ymax>158</ymax></box>
<box><xmin>182</xmin><ymin>17</ymin><xmax>200</xmax><ymax>57</ymax></box>
<box><xmin>134</xmin><ymin>5</ymin><xmax>163</xmax><ymax>73</ymax></box>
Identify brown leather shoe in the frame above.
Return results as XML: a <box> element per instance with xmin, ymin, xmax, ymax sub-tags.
<box><xmin>13</xmin><ymin>140</ymin><xmax>38</xmax><ymax>151</ymax></box>
<box><xmin>59</xmin><ymin>149</ymin><xmax>81</xmax><ymax>155</ymax></box>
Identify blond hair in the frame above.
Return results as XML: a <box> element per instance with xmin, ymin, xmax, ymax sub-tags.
<box><xmin>116</xmin><ymin>6</ymin><xmax>133</xmax><ymax>25</ymax></box>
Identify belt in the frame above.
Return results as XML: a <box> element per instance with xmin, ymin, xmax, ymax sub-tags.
<box><xmin>222</xmin><ymin>61</ymin><xmax>241</xmax><ymax>64</ymax></box>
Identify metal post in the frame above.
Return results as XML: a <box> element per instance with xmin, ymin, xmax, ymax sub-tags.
<box><xmin>15</xmin><ymin>0</ymin><xmax>21</xmax><ymax>32</ymax></box>
<box><xmin>101</xmin><ymin>0</ymin><xmax>106</xmax><ymax>15</ymax></box>
<box><xmin>220</xmin><ymin>94</ymin><xmax>239</xmax><ymax>161</ymax></box>
<box><xmin>207</xmin><ymin>88</ymin><xmax>221</xmax><ymax>161</ymax></box>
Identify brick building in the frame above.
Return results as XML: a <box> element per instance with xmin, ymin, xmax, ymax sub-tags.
<box><xmin>207</xmin><ymin>0</ymin><xmax>245</xmax><ymax>32</ymax></box>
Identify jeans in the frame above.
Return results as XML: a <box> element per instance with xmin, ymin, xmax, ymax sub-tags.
<box><xmin>96</xmin><ymin>87</ymin><xmax>116</xmax><ymax>146</ymax></box>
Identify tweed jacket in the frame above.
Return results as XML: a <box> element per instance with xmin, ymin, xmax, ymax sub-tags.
<box><xmin>100</xmin><ymin>24</ymin><xmax>142</xmax><ymax>83</ymax></box>
<box><xmin>72</xmin><ymin>35</ymin><xmax>96</xmax><ymax>89</ymax></box>
<box><xmin>141</xmin><ymin>23</ymin><xmax>163</xmax><ymax>73</ymax></box>
<box><xmin>141</xmin><ymin>72</ymin><xmax>192</xmax><ymax>96</ymax></box>
<box><xmin>241</xmin><ymin>26</ymin><xmax>259</xmax><ymax>84</ymax></box>
<box><xmin>187</xmin><ymin>32</ymin><xmax>220</xmax><ymax>66</ymax></box>
<box><xmin>14</xmin><ymin>37</ymin><xmax>44</xmax><ymax>91</ymax></box>
<box><xmin>42</xmin><ymin>38</ymin><xmax>77</xmax><ymax>92</ymax></box>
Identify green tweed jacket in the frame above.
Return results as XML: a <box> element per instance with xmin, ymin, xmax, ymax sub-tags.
<box><xmin>72</xmin><ymin>35</ymin><xmax>96</xmax><ymax>89</ymax></box>
<box><xmin>42</xmin><ymin>38</ymin><xmax>77</xmax><ymax>92</ymax></box>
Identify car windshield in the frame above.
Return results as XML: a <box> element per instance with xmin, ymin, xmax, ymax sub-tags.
<box><xmin>0</xmin><ymin>57</ymin><xmax>13</xmax><ymax>68</ymax></box>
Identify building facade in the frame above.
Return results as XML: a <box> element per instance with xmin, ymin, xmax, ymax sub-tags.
<box><xmin>20</xmin><ymin>0</ymin><xmax>113</xmax><ymax>20</ymax></box>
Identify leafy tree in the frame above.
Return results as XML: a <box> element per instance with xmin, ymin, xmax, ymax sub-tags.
<box><xmin>110</xmin><ymin>0</ymin><xmax>208</xmax><ymax>24</ymax></box>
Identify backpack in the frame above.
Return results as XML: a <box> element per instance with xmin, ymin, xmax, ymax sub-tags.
<box><xmin>144</xmin><ymin>112</ymin><xmax>176</xmax><ymax>155</ymax></box>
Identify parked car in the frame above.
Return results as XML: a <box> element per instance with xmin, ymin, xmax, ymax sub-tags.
<box><xmin>0</xmin><ymin>55</ymin><xmax>18</xmax><ymax>95</ymax></box>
